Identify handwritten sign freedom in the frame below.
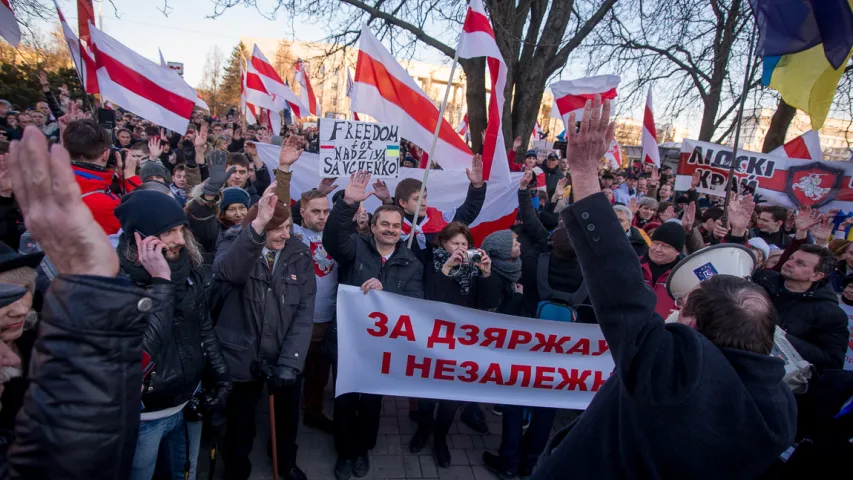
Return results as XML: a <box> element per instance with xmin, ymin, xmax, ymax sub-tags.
<box><xmin>319</xmin><ymin>119</ymin><xmax>401</xmax><ymax>178</ymax></box>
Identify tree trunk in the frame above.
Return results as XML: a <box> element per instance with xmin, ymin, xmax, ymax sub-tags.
<box><xmin>460</xmin><ymin>57</ymin><xmax>486</xmax><ymax>154</ymax></box>
<box><xmin>762</xmin><ymin>99</ymin><xmax>797</xmax><ymax>152</ymax></box>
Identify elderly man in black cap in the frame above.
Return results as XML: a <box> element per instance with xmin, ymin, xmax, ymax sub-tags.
<box><xmin>114</xmin><ymin>190</ymin><xmax>230</xmax><ymax>480</ymax></box>
<box><xmin>638</xmin><ymin>221</ymin><xmax>686</xmax><ymax>317</ymax></box>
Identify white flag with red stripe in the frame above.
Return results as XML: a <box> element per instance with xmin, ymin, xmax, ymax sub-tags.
<box><xmin>54</xmin><ymin>1</ymin><xmax>99</xmax><ymax>94</ymax></box>
<box><xmin>89</xmin><ymin>25</ymin><xmax>195</xmax><ymax>133</ymax></box>
<box><xmin>550</xmin><ymin>75</ymin><xmax>620</xmax><ymax>128</ymax></box>
<box><xmin>530</xmin><ymin>121</ymin><xmax>545</xmax><ymax>144</ymax></box>
<box><xmin>771</xmin><ymin>130</ymin><xmax>823</xmax><ymax>161</ymax></box>
<box><xmin>240</xmin><ymin>66</ymin><xmax>257</xmax><ymax>125</ymax></box>
<box><xmin>0</xmin><ymin>0</ymin><xmax>20</xmax><ymax>46</ymax></box>
<box><xmin>456</xmin><ymin>0</ymin><xmax>508</xmax><ymax>181</ymax></box>
<box><xmin>255</xmin><ymin>144</ymin><xmax>522</xmax><ymax>245</ymax></box>
<box><xmin>244</xmin><ymin>62</ymin><xmax>282</xmax><ymax>133</ymax></box>
<box><xmin>352</xmin><ymin>26</ymin><xmax>473</xmax><ymax>173</ymax></box>
<box><xmin>250</xmin><ymin>45</ymin><xmax>308</xmax><ymax>119</ymax></box>
<box><xmin>456</xmin><ymin>113</ymin><xmax>469</xmax><ymax>137</ymax></box>
<box><xmin>158</xmin><ymin>46</ymin><xmax>209</xmax><ymax>111</ymax></box>
<box><xmin>346</xmin><ymin>68</ymin><xmax>360</xmax><ymax>121</ymax></box>
<box><xmin>603</xmin><ymin>140</ymin><xmax>623</xmax><ymax>170</ymax></box>
<box><xmin>295</xmin><ymin>59</ymin><xmax>320</xmax><ymax>117</ymax></box>
<box><xmin>641</xmin><ymin>87</ymin><xmax>660</xmax><ymax>167</ymax></box>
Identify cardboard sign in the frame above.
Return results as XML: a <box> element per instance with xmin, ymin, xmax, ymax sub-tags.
<box><xmin>319</xmin><ymin>119</ymin><xmax>400</xmax><ymax>178</ymax></box>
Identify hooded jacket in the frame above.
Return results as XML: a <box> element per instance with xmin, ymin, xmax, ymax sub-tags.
<box><xmin>213</xmin><ymin>225</ymin><xmax>316</xmax><ymax>381</ymax></box>
<box><xmin>753</xmin><ymin>269</ymin><xmax>848</xmax><ymax>371</ymax></box>
<box><xmin>533</xmin><ymin>193</ymin><xmax>796</xmax><ymax>480</ymax></box>
<box><xmin>72</xmin><ymin>164</ymin><xmax>140</xmax><ymax>235</ymax></box>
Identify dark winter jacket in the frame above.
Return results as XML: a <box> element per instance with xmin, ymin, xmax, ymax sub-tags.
<box><xmin>185</xmin><ymin>189</ymin><xmax>220</xmax><ymax>266</ymax></box>
<box><xmin>423</xmin><ymin>245</ymin><xmax>497</xmax><ymax>310</ymax></box>
<box><xmin>533</xmin><ymin>193</ymin><xmax>796</xmax><ymax>480</ymax></box>
<box><xmin>325</xmin><ymin>199</ymin><xmax>424</xmax><ymax>298</ymax></box>
<box><xmin>7</xmin><ymin>275</ymin><xmax>149</xmax><ymax>480</ymax></box>
<box><xmin>0</xmin><ymin>194</ymin><xmax>24</xmax><ymax>251</ymax></box>
<box><xmin>750</xmin><ymin>227</ymin><xmax>792</xmax><ymax>249</ymax></box>
<box><xmin>213</xmin><ymin>225</ymin><xmax>316</xmax><ymax>381</ymax></box>
<box><xmin>404</xmin><ymin>183</ymin><xmax>487</xmax><ymax>263</ymax></box>
<box><xmin>120</xmin><ymin>245</ymin><xmax>230</xmax><ymax>413</ymax></box>
<box><xmin>753</xmin><ymin>269</ymin><xmax>848</xmax><ymax>371</ymax></box>
<box><xmin>826</xmin><ymin>260</ymin><xmax>853</xmax><ymax>293</ymax></box>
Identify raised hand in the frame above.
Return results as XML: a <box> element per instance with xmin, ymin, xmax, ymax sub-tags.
<box><xmin>793</xmin><ymin>205</ymin><xmax>821</xmax><ymax>232</ymax></box>
<box><xmin>513</xmin><ymin>136</ymin><xmax>522</xmax><ymax>150</ymax></box>
<box><xmin>373</xmin><ymin>179</ymin><xmax>391</xmax><ymax>204</ymax></box>
<box><xmin>681</xmin><ymin>201</ymin><xmax>696</xmax><ymax>232</ymax></box>
<box><xmin>466</xmin><ymin>154</ymin><xmax>485</xmax><ymax>188</ymax></box>
<box><xmin>279</xmin><ymin>134</ymin><xmax>304</xmax><ymax>170</ymax></box>
<box><xmin>344</xmin><ymin>171</ymin><xmax>374</xmax><ymax>204</ymax></box>
<box><xmin>257</xmin><ymin>129</ymin><xmax>272</xmax><ymax>144</ymax></box>
<box><xmin>135</xmin><ymin>233</ymin><xmax>171</xmax><ymax>280</ymax></box>
<box><xmin>650</xmin><ymin>166</ymin><xmax>661</xmax><ymax>183</ymax></box>
<box><xmin>555</xmin><ymin>177</ymin><xmax>569</xmax><ymax>196</ymax></box>
<box><xmin>148</xmin><ymin>137</ymin><xmax>164</xmax><ymax>159</ymax></box>
<box><xmin>811</xmin><ymin>213</ymin><xmax>835</xmax><ymax>245</ymax></box>
<box><xmin>122</xmin><ymin>150</ymin><xmax>138</xmax><ymax>179</ymax></box>
<box><xmin>318</xmin><ymin>178</ymin><xmax>339</xmax><ymax>195</ymax></box>
<box><xmin>251</xmin><ymin>182</ymin><xmax>279</xmax><ymax>234</ymax></box>
<box><xmin>37</xmin><ymin>71</ymin><xmax>49</xmax><ymax>90</ymax></box>
<box><xmin>7</xmin><ymin>127</ymin><xmax>118</xmax><ymax>277</ymax></box>
<box><xmin>628</xmin><ymin>197</ymin><xmax>639</xmax><ymax>215</ymax></box>
<box><xmin>727</xmin><ymin>194</ymin><xmax>755</xmax><ymax>236</ymax></box>
<box><xmin>690</xmin><ymin>169</ymin><xmax>701</xmax><ymax>189</ymax></box>
<box><xmin>565</xmin><ymin>95</ymin><xmax>614</xmax><ymax>200</ymax></box>
<box><xmin>474</xmin><ymin>250</ymin><xmax>492</xmax><ymax>277</ymax></box>
<box><xmin>244</xmin><ymin>141</ymin><xmax>257</xmax><ymax>157</ymax></box>
<box><xmin>194</xmin><ymin>123</ymin><xmax>208</xmax><ymax>149</ymax></box>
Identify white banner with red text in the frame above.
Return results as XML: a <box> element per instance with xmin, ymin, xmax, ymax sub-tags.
<box><xmin>335</xmin><ymin>286</ymin><xmax>614</xmax><ymax>410</ymax></box>
<box><xmin>674</xmin><ymin>139</ymin><xmax>853</xmax><ymax>212</ymax></box>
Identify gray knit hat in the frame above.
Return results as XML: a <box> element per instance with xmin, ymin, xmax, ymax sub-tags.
<box><xmin>140</xmin><ymin>161</ymin><xmax>169</xmax><ymax>183</ymax></box>
<box><xmin>481</xmin><ymin>230</ymin><xmax>515</xmax><ymax>261</ymax></box>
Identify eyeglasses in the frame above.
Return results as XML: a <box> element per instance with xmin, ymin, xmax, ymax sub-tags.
<box><xmin>674</xmin><ymin>297</ymin><xmax>686</xmax><ymax>308</ymax></box>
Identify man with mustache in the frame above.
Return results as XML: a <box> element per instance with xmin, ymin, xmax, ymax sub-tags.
<box><xmin>323</xmin><ymin>171</ymin><xmax>424</xmax><ymax>480</ymax></box>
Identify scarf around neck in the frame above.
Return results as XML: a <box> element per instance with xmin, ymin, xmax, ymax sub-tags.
<box><xmin>118</xmin><ymin>233</ymin><xmax>192</xmax><ymax>288</ymax></box>
<box><xmin>491</xmin><ymin>256</ymin><xmax>522</xmax><ymax>283</ymax></box>
<box><xmin>432</xmin><ymin>247</ymin><xmax>480</xmax><ymax>295</ymax></box>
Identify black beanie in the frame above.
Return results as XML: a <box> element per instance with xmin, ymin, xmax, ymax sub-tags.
<box><xmin>651</xmin><ymin>222</ymin><xmax>686</xmax><ymax>252</ymax></box>
<box><xmin>115</xmin><ymin>190</ymin><xmax>188</xmax><ymax>237</ymax></box>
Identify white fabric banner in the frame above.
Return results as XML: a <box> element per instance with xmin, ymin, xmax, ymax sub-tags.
<box><xmin>335</xmin><ymin>285</ymin><xmax>615</xmax><ymax>410</ymax></box>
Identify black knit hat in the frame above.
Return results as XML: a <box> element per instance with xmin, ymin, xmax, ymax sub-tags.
<box><xmin>115</xmin><ymin>190</ymin><xmax>188</xmax><ymax>237</ymax></box>
<box><xmin>651</xmin><ymin>222</ymin><xmax>686</xmax><ymax>252</ymax></box>
<box><xmin>0</xmin><ymin>284</ymin><xmax>26</xmax><ymax>308</ymax></box>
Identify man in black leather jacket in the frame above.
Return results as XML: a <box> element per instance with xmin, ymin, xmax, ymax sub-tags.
<box><xmin>115</xmin><ymin>189</ymin><xmax>230</xmax><ymax>480</ymax></box>
<box><xmin>3</xmin><ymin>126</ymin><xmax>154</xmax><ymax>479</ymax></box>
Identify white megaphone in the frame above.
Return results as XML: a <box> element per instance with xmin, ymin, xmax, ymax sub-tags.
<box><xmin>665</xmin><ymin>244</ymin><xmax>757</xmax><ymax>303</ymax></box>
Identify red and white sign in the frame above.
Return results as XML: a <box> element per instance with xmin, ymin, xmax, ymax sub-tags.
<box><xmin>295</xmin><ymin>59</ymin><xmax>319</xmax><ymax>117</ymax></box>
<box><xmin>89</xmin><ymin>25</ymin><xmax>195</xmax><ymax>133</ymax></box>
<box><xmin>674</xmin><ymin>139</ymin><xmax>853</xmax><ymax>211</ymax></box>
<box><xmin>603</xmin><ymin>140</ymin><xmax>623</xmax><ymax>170</ymax></box>
<box><xmin>771</xmin><ymin>130</ymin><xmax>823</xmax><ymax>161</ymax></box>
<box><xmin>55</xmin><ymin>1</ymin><xmax>99</xmax><ymax>94</ymax></box>
<box><xmin>352</xmin><ymin>26</ymin><xmax>474</xmax><ymax>174</ymax></box>
<box><xmin>0</xmin><ymin>0</ymin><xmax>20</xmax><ymax>46</ymax></box>
<box><xmin>335</xmin><ymin>286</ymin><xmax>614</xmax><ymax>409</ymax></box>
<box><xmin>457</xmin><ymin>0</ymin><xmax>510</xmax><ymax>181</ymax></box>
<box><xmin>641</xmin><ymin>87</ymin><xmax>660</xmax><ymax>167</ymax></box>
<box><xmin>254</xmin><ymin>144</ymin><xmax>521</xmax><ymax>245</ymax></box>
<box><xmin>550</xmin><ymin>75</ymin><xmax>620</xmax><ymax>127</ymax></box>
<box><xmin>251</xmin><ymin>45</ymin><xmax>308</xmax><ymax>119</ymax></box>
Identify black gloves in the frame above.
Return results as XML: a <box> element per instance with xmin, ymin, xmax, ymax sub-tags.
<box><xmin>269</xmin><ymin>365</ymin><xmax>298</xmax><ymax>389</ymax></box>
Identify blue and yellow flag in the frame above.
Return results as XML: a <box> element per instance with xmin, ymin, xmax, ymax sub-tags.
<box><xmin>751</xmin><ymin>0</ymin><xmax>853</xmax><ymax>129</ymax></box>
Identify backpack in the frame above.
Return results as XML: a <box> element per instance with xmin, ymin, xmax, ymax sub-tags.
<box><xmin>534</xmin><ymin>253</ymin><xmax>587</xmax><ymax>322</ymax></box>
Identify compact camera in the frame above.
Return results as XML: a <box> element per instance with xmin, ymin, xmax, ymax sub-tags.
<box><xmin>463</xmin><ymin>249</ymin><xmax>483</xmax><ymax>264</ymax></box>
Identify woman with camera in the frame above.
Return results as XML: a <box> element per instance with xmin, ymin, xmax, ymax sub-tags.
<box><xmin>409</xmin><ymin>222</ymin><xmax>497</xmax><ymax>468</ymax></box>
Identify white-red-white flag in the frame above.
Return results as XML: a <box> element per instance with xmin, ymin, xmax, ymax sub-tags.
<box><xmin>158</xmin><ymin>46</ymin><xmax>209</xmax><ymax>112</ymax></box>
<box><xmin>89</xmin><ymin>25</ymin><xmax>195</xmax><ymax>133</ymax></box>
<box><xmin>641</xmin><ymin>87</ymin><xmax>660</xmax><ymax>167</ymax></box>
<box><xmin>346</xmin><ymin>67</ymin><xmax>360</xmax><ymax>121</ymax></box>
<box><xmin>55</xmin><ymin>1</ymin><xmax>99</xmax><ymax>94</ymax></box>
<box><xmin>456</xmin><ymin>113</ymin><xmax>469</xmax><ymax>138</ymax></box>
<box><xmin>530</xmin><ymin>121</ymin><xmax>545</xmax><ymax>144</ymax></box>
<box><xmin>240</xmin><ymin>65</ymin><xmax>257</xmax><ymax>125</ymax></box>
<box><xmin>604</xmin><ymin>140</ymin><xmax>623</xmax><ymax>170</ymax></box>
<box><xmin>550</xmin><ymin>75</ymin><xmax>620</xmax><ymax>128</ymax></box>
<box><xmin>295</xmin><ymin>59</ymin><xmax>319</xmax><ymax>117</ymax></box>
<box><xmin>245</xmin><ymin>61</ymin><xmax>281</xmax><ymax>134</ymax></box>
<box><xmin>250</xmin><ymin>45</ymin><xmax>307</xmax><ymax>119</ymax></box>
<box><xmin>352</xmin><ymin>26</ymin><xmax>473</xmax><ymax>173</ymax></box>
<box><xmin>771</xmin><ymin>130</ymin><xmax>823</xmax><ymax>161</ymax></box>
<box><xmin>0</xmin><ymin>0</ymin><xmax>21</xmax><ymax>47</ymax></box>
<box><xmin>76</xmin><ymin>0</ymin><xmax>94</xmax><ymax>44</ymax></box>
<box><xmin>456</xmin><ymin>0</ymin><xmax>508</xmax><ymax>181</ymax></box>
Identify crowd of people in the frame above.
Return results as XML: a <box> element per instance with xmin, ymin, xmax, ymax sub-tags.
<box><xmin>0</xmin><ymin>77</ymin><xmax>850</xmax><ymax>480</ymax></box>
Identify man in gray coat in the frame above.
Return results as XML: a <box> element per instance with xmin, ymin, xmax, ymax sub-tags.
<box><xmin>213</xmin><ymin>184</ymin><xmax>316</xmax><ymax>480</ymax></box>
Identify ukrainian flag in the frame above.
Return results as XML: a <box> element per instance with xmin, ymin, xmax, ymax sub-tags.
<box><xmin>751</xmin><ymin>0</ymin><xmax>853</xmax><ymax>129</ymax></box>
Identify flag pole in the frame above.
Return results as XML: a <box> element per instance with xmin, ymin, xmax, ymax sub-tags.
<box><xmin>721</xmin><ymin>21</ymin><xmax>758</xmax><ymax>225</ymax></box>
<box><xmin>407</xmin><ymin>49</ymin><xmax>460</xmax><ymax>248</ymax></box>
